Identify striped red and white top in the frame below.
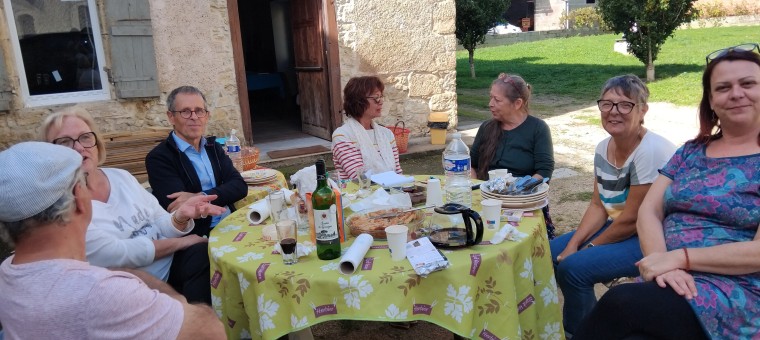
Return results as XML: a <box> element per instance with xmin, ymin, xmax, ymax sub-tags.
<box><xmin>331</xmin><ymin>125</ymin><xmax>402</xmax><ymax>179</ymax></box>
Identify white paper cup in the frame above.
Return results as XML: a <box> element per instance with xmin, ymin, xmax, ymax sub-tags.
<box><xmin>385</xmin><ymin>225</ymin><xmax>409</xmax><ymax>261</ymax></box>
<box><xmin>426</xmin><ymin>178</ymin><xmax>444</xmax><ymax>207</ymax></box>
<box><xmin>481</xmin><ymin>199</ymin><xmax>502</xmax><ymax>229</ymax></box>
<box><xmin>488</xmin><ymin>169</ymin><xmax>510</xmax><ymax>181</ymax></box>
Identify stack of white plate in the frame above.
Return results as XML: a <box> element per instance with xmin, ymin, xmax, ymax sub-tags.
<box><xmin>240</xmin><ymin>169</ymin><xmax>278</xmax><ymax>186</ymax></box>
<box><xmin>480</xmin><ymin>182</ymin><xmax>550</xmax><ymax>211</ymax></box>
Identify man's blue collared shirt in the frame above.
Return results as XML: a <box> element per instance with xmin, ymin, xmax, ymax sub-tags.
<box><xmin>171</xmin><ymin>132</ymin><xmax>230</xmax><ymax>226</ymax></box>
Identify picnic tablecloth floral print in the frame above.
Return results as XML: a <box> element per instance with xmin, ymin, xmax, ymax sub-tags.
<box><xmin>210</xmin><ymin>180</ymin><xmax>563</xmax><ymax>340</ymax></box>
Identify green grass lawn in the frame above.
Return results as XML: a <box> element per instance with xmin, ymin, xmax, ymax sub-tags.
<box><xmin>457</xmin><ymin>26</ymin><xmax>760</xmax><ymax>107</ymax></box>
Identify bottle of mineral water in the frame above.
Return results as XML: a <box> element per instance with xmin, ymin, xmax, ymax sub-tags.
<box><xmin>442</xmin><ymin>132</ymin><xmax>472</xmax><ymax>208</ymax></box>
<box><xmin>226</xmin><ymin>129</ymin><xmax>243</xmax><ymax>172</ymax></box>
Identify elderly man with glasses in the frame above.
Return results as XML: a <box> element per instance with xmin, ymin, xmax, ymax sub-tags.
<box><xmin>146</xmin><ymin>86</ymin><xmax>247</xmax><ymax>237</ymax></box>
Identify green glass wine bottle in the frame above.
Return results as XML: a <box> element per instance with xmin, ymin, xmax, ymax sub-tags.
<box><xmin>312</xmin><ymin>159</ymin><xmax>341</xmax><ymax>260</ymax></box>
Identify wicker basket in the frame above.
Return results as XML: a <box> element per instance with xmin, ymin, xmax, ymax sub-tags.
<box><xmin>242</xmin><ymin>146</ymin><xmax>260</xmax><ymax>171</ymax></box>
<box><xmin>389</xmin><ymin>121</ymin><xmax>410</xmax><ymax>154</ymax></box>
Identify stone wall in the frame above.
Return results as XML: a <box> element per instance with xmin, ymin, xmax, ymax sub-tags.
<box><xmin>0</xmin><ymin>0</ymin><xmax>243</xmax><ymax>148</ymax></box>
<box><xmin>334</xmin><ymin>0</ymin><xmax>458</xmax><ymax>136</ymax></box>
<box><xmin>459</xmin><ymin>27</ymin><xmax>606</xmax><ymax>50</ymax></box>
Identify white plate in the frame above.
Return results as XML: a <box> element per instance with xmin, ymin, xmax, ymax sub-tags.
<box><xmin>481</xmin><ymin>191</ymin><xmax>547</xmax><ymax>203</ymax></box>
<box><xmin>501</xmin><ymin>198</ymin><xmax>549</xmax><ymax>211</ymax></box>
<box><xmin>240</xmin><ymin>169</ymin><xmax>278</xmax><ymax>180</ymax></box>
<box><xmin>481</xmin><ymin>182</ymin><xmax>549</xmax><ymax>199</ymax></box>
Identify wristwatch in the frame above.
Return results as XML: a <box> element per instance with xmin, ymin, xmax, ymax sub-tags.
<box><xmin>585</xmin><ymin>242</ymin><xmax>595</xmax><ymax>249</ymax></box>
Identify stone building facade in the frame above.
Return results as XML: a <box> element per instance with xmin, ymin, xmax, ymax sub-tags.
<box><xmin>0</xmin><ymin>0</ymin><xmax>457</xmax><ymax>149</ymax></box>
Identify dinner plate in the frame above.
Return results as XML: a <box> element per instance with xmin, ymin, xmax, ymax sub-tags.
<box><xmin>480</xmin><ymin>182</ymin><xmax>549</xmax><ymax>199</ymax></box>
<box><xmin>501</xmin><ymin>198</ymin><xmax>549</xmax><ymax>211</ymax></box>
<box><xmin>240</xmin><ymin>169</ymin><xmax>278</xmax><ymax>181</ymax></box>
<box><xmin>481</xmin><ymin>190</ymin><xmax>547</xmax><ymax>203</ymax></box>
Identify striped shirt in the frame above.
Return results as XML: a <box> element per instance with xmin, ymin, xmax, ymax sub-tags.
<box><xmin>594</xmin><ymin>131</ymin><xmax>676</xmax><ymax>219</ymax></box>
<box><xmin>331</xmin><ymin>124</ymin><xmax>402</xmax><ymax>179</ymax></box>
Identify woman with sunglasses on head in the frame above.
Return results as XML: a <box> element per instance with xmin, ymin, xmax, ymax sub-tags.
<box><xmin>332</xmin><ymin>76</ymin><xmax>402</xmax><ymax>179</ymax></box>
<box><xmin>550</xmin><ymin>74</ymin><xmax>676</xmax><ymax>337</ymax></box>
<box><xmin>40</xmin><ymin>107</ymin><xmax>226</xmax><ymax>305</ymax></box>
<box><xmin>574</xmin><ymin>44</ymin><xmax>760</xmax><ymax>339</ymax></box>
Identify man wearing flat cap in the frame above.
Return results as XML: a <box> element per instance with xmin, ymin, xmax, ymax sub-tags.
<box><xmin>0</xmin><ymin>142</ymin><xmax>224</xmax><ymax>339</ymax></box>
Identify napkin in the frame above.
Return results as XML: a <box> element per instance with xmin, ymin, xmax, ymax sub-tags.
<box><xmin>290</xmin><ymin>165</ymin><xmax>316</xmax><ymax>200</ymax></box>
<box><xmin>274</xmin><ymin>240</ymin><xmax>316</xmax><ymax>258</ymax></box>
<box><xmin>490</xmin><ymin>223</ymin><xmax>528</xmax><ymax>244</ymax></box>
<box><xmin>349</xmin><ymin>188</ymin><xmax>412</xmax><ymax>212</ymax></box>
<box><xmin>246</xmin><ymin>198</ymin><xmax>270</xmax><ymax>225</ymax></box>
<box><xmin>370</xmin><ymin>171</ymin><xmax>414</xmax><ymax>187</ymax></box>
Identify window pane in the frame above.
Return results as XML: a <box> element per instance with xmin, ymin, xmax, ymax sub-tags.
<box><xmin>10</xmin><ymin>0</ymin><xmax>103</xmax><ymax>96</ymax></box>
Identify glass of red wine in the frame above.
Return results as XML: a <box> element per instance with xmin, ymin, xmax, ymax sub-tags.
<box><xmin>276</xmin><ymin>219</ymin><xmax>298</xmax><ymax>265</ymax></box>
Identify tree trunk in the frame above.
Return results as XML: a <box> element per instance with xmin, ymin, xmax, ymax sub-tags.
<box><xmin>468</xmin><ymin>49</ymin><xmax>476</xmax><ymax>78</ymax></box>
<box><xmin>646</xmin><ymin>40</ymin><xmax>655</xmax><ymax>81</ymax></box>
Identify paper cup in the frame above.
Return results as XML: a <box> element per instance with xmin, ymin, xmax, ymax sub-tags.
<box><xmin>481</xmin><ymin>199</ymin><xmax>502</xmax><ymax>229</ymax></box>
<box><xmin>426</xmin><ymin>178</ymin><xmax>444</xmax><ymax>207</ymax></box>
<box><xmin>385</xmin><ymin>225</ymin><xmax>409</xmax><ymax>261</ymax></box>
<box><xmin>488</xmin><ymin>169</ymin><xmax>510</xmax><ymax>181</ymax></box>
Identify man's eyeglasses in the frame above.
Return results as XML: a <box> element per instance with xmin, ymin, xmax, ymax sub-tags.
<box><xmin>366</xmin><ymin>95</ymin><xmax>384</xmax><ymax>104</ymax></box>
<box><xmin>52</xmin><ymin>131</ymin><xmax>98</xmax><ymax>149</ymax></box>
<box><xmin>171</xmin><ymin>108</ymin><xmax>209</xmax><ymax>119</ymax></box>
<box><xmin>706</xmin><ymin>43</ymin><xmax>760</xmax><ymax>64</ymax></box>
<box><xmin>597</xmin><ymin>100</ymin><xmax>636</xmax><ymax>114</ymax></box>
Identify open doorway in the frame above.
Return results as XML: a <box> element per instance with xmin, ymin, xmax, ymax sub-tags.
<box><xmin>234</xmin><ymin>0</ymin><xmax>342</xmax><ymax>155</ymax></box>
<box><xmin>238</xmin><ymin>0</ymin><xmax>301</xmax><ymax>143</ymax></box>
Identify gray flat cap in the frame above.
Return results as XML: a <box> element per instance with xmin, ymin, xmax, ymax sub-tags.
<box><xmin>0</xmin><ymin>142</ymin><xmax>82</xmax><ymax>222</ymax></box>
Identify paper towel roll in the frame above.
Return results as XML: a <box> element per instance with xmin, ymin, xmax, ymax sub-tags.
<box><xmin>247</xmin><ymin>198</ymin><xmax>271</xmax><ymax>225</ymax></box>
<box><xmin>339</xmin><ymin>234</ymin><xmax>374</xmax><ymax>275</ymax></box>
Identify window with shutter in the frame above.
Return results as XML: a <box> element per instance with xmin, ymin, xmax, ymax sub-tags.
<box><xmin>103</xmin><ymin>0</ymin><xmax>159</xmax><ymax>98</ymax></box>
<box><xmin>2</xmin><ymin>0</ymin><xmax>110</xmax><ymax>107</ymax></box>
<box><xmin>0</xmin><ymin>46</ymin><xmax>11</xmax><ymax>111</ymax></box>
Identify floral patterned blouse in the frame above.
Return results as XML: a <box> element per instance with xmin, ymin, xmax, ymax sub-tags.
<box><xmin>661</xmin><ymin>142</ymin><xmax>760</xmax><ymax>339</ymax></box>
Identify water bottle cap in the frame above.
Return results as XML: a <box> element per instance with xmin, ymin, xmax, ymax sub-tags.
<box><xmin>231</xmin><ymin>129</ymin><xmax>237</xmax><ymax>135</ymax></box>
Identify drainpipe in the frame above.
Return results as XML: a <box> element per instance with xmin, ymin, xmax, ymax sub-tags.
<box><xmin>564</xmin><ymin>0</ymin><xmax>570</xmax><ymax>30</ymax></box>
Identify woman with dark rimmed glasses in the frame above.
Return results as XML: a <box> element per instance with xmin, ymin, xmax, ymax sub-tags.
<box><xmin>550</xmin><ymin>74</ymin><xmax>676</xmax><ymax>337</ymax></box>
<box><xmin>575</xmin><ymin>44</ymin><xmax>760</xmax><ymax>339</ymax></box>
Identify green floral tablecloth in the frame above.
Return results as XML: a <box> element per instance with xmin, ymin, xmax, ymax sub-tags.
<box><xmin>210</xmin><ymin>178</ymin><xmax>563</xmax><ymax>340</ymax></box>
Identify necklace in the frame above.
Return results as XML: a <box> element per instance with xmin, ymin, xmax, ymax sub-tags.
<box><xmin>610</xmin><ymin>127</ymin><xmax>644</xmax><ymax>169</ymax></box>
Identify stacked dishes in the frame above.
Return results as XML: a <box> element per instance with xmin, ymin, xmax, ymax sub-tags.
<box><xmin>240</xmin><ymin>168</ymin><xmax>278</xmax><ymax>186</ymax></box>
<box><xmin>480</xmin><ymin>182</ymin><xmax>550</xmax><ymax>211</ymax></box>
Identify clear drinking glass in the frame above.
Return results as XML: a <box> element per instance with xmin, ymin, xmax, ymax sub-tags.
<box><xmin>267</xmin><ymin>190</ymin><xmax>286</xmax><ymax>223</ymax></box>
<box><xmin>355</xmin><ymin>167</ymin><xmax>372</xmax><ymax>198</ymax></box>
<box><xmin>276</xmin><ymin>219</ymin><xmax>298</xmax><ymax>265</ymax></box>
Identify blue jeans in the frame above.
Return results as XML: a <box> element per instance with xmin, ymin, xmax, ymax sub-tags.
<box><xmin>549</xmin><ymin>221</ymin><xmax>643</xmax><ymax>335</ymax></box>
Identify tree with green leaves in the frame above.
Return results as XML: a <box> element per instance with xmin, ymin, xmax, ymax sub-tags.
<box><xmin>455</xmin><ymin>0</ymin><xmax>511</xmax><ymax>78</ymax></box>
<box><xmin>598</xmin><ymin>0</ymin><xmax>698</xmax><ymax>81</ymax></box>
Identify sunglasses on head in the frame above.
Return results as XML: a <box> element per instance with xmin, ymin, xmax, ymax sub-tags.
<box><xmin>705</xmin><ymin>43</ymin><xmax>759</xmax><ymax>64</ymax></box>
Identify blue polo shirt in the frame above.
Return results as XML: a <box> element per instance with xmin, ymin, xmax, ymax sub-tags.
<box><xmin>171</xmin><ymin>132</ymin><xmax>230</xmax><ymax>227</ymax></box>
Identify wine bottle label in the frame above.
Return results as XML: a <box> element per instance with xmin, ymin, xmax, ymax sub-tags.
<box><xmin>313</xmin><ymin>205</ymin><xmax>339</xmax><ymax>242</ymax></box>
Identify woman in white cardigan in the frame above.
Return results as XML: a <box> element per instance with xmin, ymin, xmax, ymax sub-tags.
<box><xmin>331</xmin><ymin>76</ymin><xmax>403</xmax><ymax>179</ymax></box>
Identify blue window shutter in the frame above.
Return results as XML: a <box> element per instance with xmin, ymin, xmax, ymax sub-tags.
<box><xmin>0</xmin><ymin>48</ymin><xmax>11</xmax><ymax>111</ymax></box>
<box><xmin>104</xmin><ymin>0</ymin><xmax>159</xmax><ymax>98</ymax></box>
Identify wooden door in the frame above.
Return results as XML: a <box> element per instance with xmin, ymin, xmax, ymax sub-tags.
<box><xmin>291</xmin><ymin>0</ymin><xmax>332</xmax><ymax>139</ymax></box>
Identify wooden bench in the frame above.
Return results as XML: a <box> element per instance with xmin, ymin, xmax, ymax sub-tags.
<box><xmin>101</xmin><ymin>128</ymin><xmax>171</xmax><ymax>183</ymax></box>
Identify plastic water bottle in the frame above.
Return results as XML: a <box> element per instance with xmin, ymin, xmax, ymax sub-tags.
<box><xmin>442</xmin><ymin>132</ymin><xmax>472</xmax><ymax>208</ymax></box>
<box><xmin>226</xmin><ymin>129</ymin><xmax>243</xmax><ymax>172</ymax></box>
